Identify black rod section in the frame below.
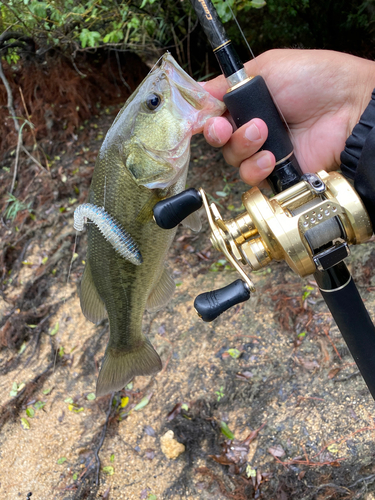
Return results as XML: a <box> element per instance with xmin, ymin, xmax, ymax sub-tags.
<box><xmin>315</xmin><ymin>262</ymin><xmax>375</xmax><ymax>400</ymax></box>
<box><xmin>189</xmin><ymin>0</ymin><xmax>302</xmax><ymax>193</ymax></box>
<box><xmin>189</xmin><ymin>0</ymin><xmax>243</xmax><ymax>79</ymax></box>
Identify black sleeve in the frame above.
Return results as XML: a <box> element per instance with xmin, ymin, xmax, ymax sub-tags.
<box><xmin>340</xmin><ymin>90</ymin><xmax>375</xmax><ymax>180</ymax></box>
<box><xmin>354</xmin><ymin>126</ymin><xmax>375</xmax><ymax>229</ymax></box>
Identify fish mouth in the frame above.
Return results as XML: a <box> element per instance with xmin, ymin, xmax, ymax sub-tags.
<box><xmin>159</xmin><ymin>52</ymin><xmax>226</xmax><ymax>134</ymax></box>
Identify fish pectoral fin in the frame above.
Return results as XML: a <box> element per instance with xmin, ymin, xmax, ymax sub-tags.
<box><xmin>181</xmin><ymin>210</ymin><xmax>202</xmax><ymax>232</ymax></box>
<box><xmin>146</xmin><ymin>265</ymin><xmax>175</xmax><ymax>313</ymax></box>
<box><xmin>96</xmin><ymin>339</ymin><xmax>162</xmax><ymax>397</ymax></box>
<box><xmin>125</xmin><ymin>143</ymin><xmax>175</xmax><ymax>187</ymax></box>
<box><xmin>135</xmin><ymin>192</ymin><xmax>163</xmax><ymax>224</ymax></box>
<box><xmin>80</xmin><ymin>262</ymin><xmax>107</xmax><ymax>324</ymax></box>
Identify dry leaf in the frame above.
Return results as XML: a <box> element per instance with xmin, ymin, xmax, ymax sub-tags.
<box><xmin>166</xmin><ymin>402</ymin><xmax>182</xmax><ymax>421</ymax></box>
<box><xmin>144</xmin><ymin>425</ymin><xmax>156</xmax><ymax>437</ymax></box>
<box><xmin>235</xmin><ymin>371</ymin><xmax>254</xmax><ymax>380</ymax></box>
<box><xmin>145</xmin><ymin>449</ymin><xmax>156</xmax><ymax>460</ymax></box>
<box><xmin>328</xmin><ymin>367</ymin><xmax>340</xmax><ymax>379</ymax></box>
<box><xmin>268</xmin><ymin>444</ymin><xmax>285</xmax><ymax>458</ymax></box>
<box><xmin>298</xmin><ymin>357</ymin><xmax>320</xmax><ymax>371</ymax></box>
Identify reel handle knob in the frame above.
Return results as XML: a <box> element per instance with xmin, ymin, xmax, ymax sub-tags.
<box><xmin>194</xmin><ymin>279</ymin><xmax>251</xmax><ymax>322</ymax></box>
<box><xmin>153</xmin><ymin>188</ymin><xmax>202</xmax><ymax>230</ymax></box>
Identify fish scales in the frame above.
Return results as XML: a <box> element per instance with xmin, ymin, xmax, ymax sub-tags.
<box><xmin>76</xmin><ymin>54</ymin><xmax>225</xmax><ymax>396</ymax></box>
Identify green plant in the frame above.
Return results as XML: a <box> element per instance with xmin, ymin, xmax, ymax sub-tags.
<box><xmin>4</xmin><ymin>193</ymin><xmax>31</xmax><ymax>220</ymax></box>
<box><xmin>0</xmin><ymin>0</ymin><xmax>264</xmax><ymax>69</ymax></box>
<box><xmin>215</xmin><ymin>386</ymin><xmax>225</xmax><ymax>401</ymax></box>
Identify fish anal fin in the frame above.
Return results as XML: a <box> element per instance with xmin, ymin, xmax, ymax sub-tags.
<box><xmin>146</xmin><ymin>266</ymin><xmax>175</xmax><ymax>312</ymax></box>
<box><xmin>80</xmin><ymin>262</ymin><xmax>107</xmax><ymax>324</ymax></box>
<box><xmin>181</xmin><ymin>210</ymin><xmax>201</xmax><ymax>232</ymax></box>
<box><xmin>96</xmin><ymin>339</ymin><xmax>162</xmax><ymax>397</ymax></box>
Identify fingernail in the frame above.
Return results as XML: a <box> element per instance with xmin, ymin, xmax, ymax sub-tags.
<box><xmin>208</xmin><ymin>123</ymin><xmax>220</xmax><ymax>143</ymax></box>
<box><xmin>244</xmin><ymin>122</ymin><xmax>261</xmax><ymax>142</ymax></box>
<box><xmin>256</xmin><ymin>152</ymin><xmax>272</xmax><ymax>170</ymax></box>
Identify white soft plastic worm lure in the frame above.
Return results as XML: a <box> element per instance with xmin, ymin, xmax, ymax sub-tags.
<box><xmin>74</xmin><ymin>203</ymin><xmax>142</xmax><ymax>265</ymax></box>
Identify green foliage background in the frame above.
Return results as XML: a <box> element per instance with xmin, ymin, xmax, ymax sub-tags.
<box><xmin>1</xmin><ymin>0</ymin><xmax>374</xmax><ymax>73</ymax></box>
<box><xmin>236</xmin><ymin>0</ymin><xmax>375</xmax><ymax>58</ymax></box>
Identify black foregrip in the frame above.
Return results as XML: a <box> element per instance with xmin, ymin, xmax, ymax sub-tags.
<box><xmin>223</xmin><ymin>75</ymin><xmax>293</xmax><ymax>162</ymax></box>
<box><xmin>316</xmin><ymin>269</ymin><xmax>375</xmax><ymax>400</ymax></box>
<box><xmin>194</xmin><ymin>279</ymin><xmax>250</xmax><ymax>322</ymax></box>
<box><xmin>153</xmin><ymin>188</ymin><xmax>202</xmax><ymax>230</ymax></box>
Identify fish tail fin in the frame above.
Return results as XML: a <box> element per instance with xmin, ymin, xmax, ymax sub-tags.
<box><xmin>96</xmin><ymin>339</ymin><xmax>162</xmax><ymax>397</ymax></box>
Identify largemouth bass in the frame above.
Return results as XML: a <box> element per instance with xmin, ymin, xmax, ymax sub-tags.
<box><xmin>75</xmin><ymin>54</ymin><xmax>225</xmax><ymax>397</ymax></box>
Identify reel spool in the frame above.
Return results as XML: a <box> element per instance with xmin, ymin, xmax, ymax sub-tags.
<box><xmin>153</xmin><ymin>170</ymin><xmax>372</xmax><ymax>321</ymax></box>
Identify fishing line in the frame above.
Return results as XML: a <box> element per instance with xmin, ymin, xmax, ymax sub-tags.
<box><xmin>225</xmin><ymin>0</ymin><xmax>309</xmax><ymax>171</ymax></box>
<box><xmin>148</xmin><ymin>53</ymin><xmax>166</xmax><ymax>75</ymax></box>
<box><xmin>66</xmin><ymin>232</ymin><xmax>78</xmax><ymax>287</ymax></box>
<box><xmin>52</xmin><ymin>229</ymin><xmax>79</xmax><ymax>375</ymax></box>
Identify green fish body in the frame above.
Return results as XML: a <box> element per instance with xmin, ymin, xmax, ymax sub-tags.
<box><xmin>78</xmin><ymin>54</ymin><xmax>225</xmax><ymax>397</ymax></box>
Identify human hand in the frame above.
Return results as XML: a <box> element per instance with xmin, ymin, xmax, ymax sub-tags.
<box><xmin>203</xmin><ymin>49</ymin><xmax>375</xmax><ymax>185</ymax></box>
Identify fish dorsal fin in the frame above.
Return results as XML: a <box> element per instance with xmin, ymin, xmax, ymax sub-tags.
<box><xmin>181</xmin><ymin>211</ymin><xmax>201</xmax><ymax>232</ymax></box>
<box><xmin>146</xmin><ymin>265</ymin><xmax>175</xmax><ymax>312</ymax></box>
<box><xmin>80</xmin><ymin>261</ymin><xmax>107</xmax><ymax>324</ymax></box>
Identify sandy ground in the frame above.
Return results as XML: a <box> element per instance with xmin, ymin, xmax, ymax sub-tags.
<box><xmin>2</xmin><ymin>135</ymin><xmax>375</xmax><ymax>500</ymax></box>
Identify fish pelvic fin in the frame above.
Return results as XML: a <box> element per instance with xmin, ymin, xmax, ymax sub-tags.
<box><xmin>146</xmin><ymin>265</ymin><xmax>175</xmax><ymax>313</ymax></box>
<box><xmin>96</xmin><ymin>339</ymin><xmax>162</xmax><ymax>397</ymax></box>
<box><xmin>80</xmin><ymin>261</ymin><xmax>107</xmax><ymax>324</ymax></box>
<box><xmin>181</xmin><ymin>210</ymin><xmax>201</xmax><ymax>232</ymax></box>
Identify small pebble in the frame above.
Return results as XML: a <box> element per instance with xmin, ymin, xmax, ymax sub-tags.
<box><xmin>160</xmin><ymin>430</ymin><xmax>185</xmax><ymax>459</ymax></box>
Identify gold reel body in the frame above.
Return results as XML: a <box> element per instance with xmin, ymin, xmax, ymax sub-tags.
<box><xmin>201</xmin><ymin>170</ymin><xmax>372</xmax><ymax>291</ymax></box>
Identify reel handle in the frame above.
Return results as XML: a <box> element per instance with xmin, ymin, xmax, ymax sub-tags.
<box><xmin>153</xmin><ymin>188</ymin><xmax>202</xmax><ymax>230</ymax></box>
<box><xmin>194</xmin><ymin>279</ymin><xmax>250</xmax><ymax>322</ymax></box>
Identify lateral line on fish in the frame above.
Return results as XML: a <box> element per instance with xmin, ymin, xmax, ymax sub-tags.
<box><xmin>103</xmin><ymin>174</ymin><xmax>107</xmax><ymax>210</ymax></box>
<box><xmin>74</xmin><ymin>203</ymin><xmax>143</xmax><ymax>265</ymax></box>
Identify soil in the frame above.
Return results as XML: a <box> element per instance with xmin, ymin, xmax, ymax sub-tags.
<box><xmin>1</xmin><ymin>111</ymin><xmax>375</xmax><ymax>500</ymax></box>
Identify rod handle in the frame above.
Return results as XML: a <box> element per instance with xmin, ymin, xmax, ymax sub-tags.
<box><xmin>223</xmin><ymin>75</ymin><xmax>302</xmax><ymax>192</ymax></box>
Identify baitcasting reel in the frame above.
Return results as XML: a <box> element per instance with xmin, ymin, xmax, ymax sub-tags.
<box><xmin>154</xmin><ymin>0</ymin><xmax>375</xmax><ymax>399</ymax></box>
<box><xmin>153</xmin><ymin>169</ymin><xmax>372</xmax><ymax>321</ymax></box>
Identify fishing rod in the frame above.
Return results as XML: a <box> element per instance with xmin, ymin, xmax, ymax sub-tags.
<box><xmin>153</xmin><ymin>0</ymin><xmax>375</xmax><ymax>400</ymax></box>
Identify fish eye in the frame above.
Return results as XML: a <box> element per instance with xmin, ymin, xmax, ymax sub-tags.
<box><xmin>145</xmin><ymin>93</ymin><xmax>162</xmax><ymax>111</ymax></box>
